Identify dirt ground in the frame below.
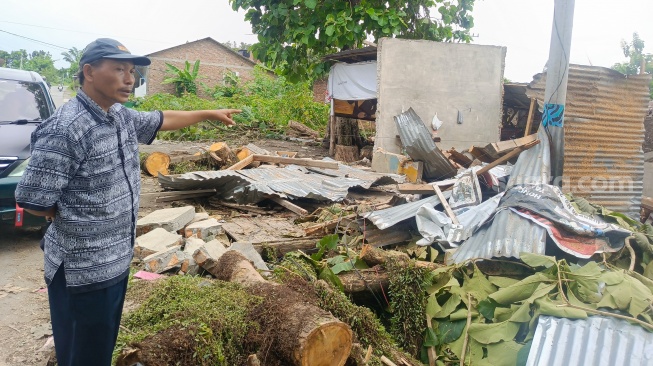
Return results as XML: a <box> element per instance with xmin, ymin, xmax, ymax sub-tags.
<box><xmin>0</xmin><ymin>137</ymin><xmax>329</xmax><ymax>366</ymax></box>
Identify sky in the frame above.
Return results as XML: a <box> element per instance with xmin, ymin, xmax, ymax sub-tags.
<box><xmin>1</xmin><ymin>0</ymin><xmax>652</xmax><ymax>83</ymax></box>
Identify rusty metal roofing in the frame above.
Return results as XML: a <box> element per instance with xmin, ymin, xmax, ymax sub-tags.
<box><xmin>158</xmin><ymin>163</ymin><xmax>404</xmax><ymax>204</ymax></box>
<box><xmin>448</xmin><ymin>208</ymin><xmax>547</xmax><ymax>264</ymax></box>
<box><xmin>527</xmin><ymin>65</ymin><xmax>651</xmax><ymax>218</ymax></box>
<box><xmin>527</xmin><ymin>315</ymin><xmax>653</xmax><ymax>366</ymax></box>
<box><xmin>323</xmin><ymin>46</ymin><xmax>377</xmax><ymax>63</ymax></box>
<box><xmin>364</xmin><ymin>192</ymin><xmax>452</xmax><ymax>230</ymax></box>
<box><xmin>394</xmin><ymin>108</ymin><xmax>457</xmax><ymax>180</ymax></box>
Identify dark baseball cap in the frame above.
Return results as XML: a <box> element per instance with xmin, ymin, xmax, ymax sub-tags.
<box><xmin>79</xmin><ymin>38</ymin><xmax>151</xmax><ymax>66</ymax></box>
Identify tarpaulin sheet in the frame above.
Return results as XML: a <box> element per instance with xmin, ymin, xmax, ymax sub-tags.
<box><xmin>499</xmin><ymin>184</ymin><xmax>631</xmax><ymax>257</ymax></box>
<box><xmin>328</xmin><ymin>61</ymin><xmax>377</xmax><ymax>101</ymax></box>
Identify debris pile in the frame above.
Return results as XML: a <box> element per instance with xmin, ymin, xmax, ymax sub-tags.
<box><xmin>123</xmin><ymin>108</ymin><xmax>653</xmax><ymax>365</ymax></box>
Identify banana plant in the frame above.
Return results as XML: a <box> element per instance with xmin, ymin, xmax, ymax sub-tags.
<box><xmin>163</xmin><ymin>60</ymin><xmax>201</xmax><ymax>96</ymax></box>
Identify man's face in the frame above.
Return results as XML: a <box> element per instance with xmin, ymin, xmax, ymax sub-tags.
<box><xmin>84</xmin><ymin>59</ymin><xmax>135</xmax><ymax>109</ymax></box>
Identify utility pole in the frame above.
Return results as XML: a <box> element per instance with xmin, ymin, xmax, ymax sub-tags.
<box><xmin>543</xmin><ymin>0</ymin><xmax>575</xmax><ymax>185</ymax></box>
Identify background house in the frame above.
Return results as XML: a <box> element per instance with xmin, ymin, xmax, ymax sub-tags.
<box><xmin>143</xmin><ymin>37</ymin><xmax>257</xmax><ymax>96</ymax></box>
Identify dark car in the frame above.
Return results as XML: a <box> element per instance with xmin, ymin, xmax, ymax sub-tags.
<box><xmin>0</xmin><ymin>67</ymin><xmax>56</xmax><ymax>228</ymax></box>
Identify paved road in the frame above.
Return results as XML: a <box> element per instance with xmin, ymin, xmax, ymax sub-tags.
<box><xmin>48</xmin><ymin>85</ymin><xmax>72</xmax><ymax>110</ymax></box>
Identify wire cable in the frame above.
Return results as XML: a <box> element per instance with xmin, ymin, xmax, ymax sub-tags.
<box><xmin>0</xmin><ymin>29</ymin><xmax>69</xmax><ymax>50</ymax></box>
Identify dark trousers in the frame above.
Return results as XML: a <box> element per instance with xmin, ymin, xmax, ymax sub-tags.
<box><xmin>48</xmin><ymin>265</ymin><xmax>128</xmax><ymax>366</ymax></box>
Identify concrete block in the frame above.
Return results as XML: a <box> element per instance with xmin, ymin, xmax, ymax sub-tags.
<box><xmin>136</xmin><ymin>206</ymin><xmax>196</xmax><ymax>236</ymax></box>
<box><xmin>193</xmin><ymin>239</ymin><xmax>228</xmax><ymax>275</ymax></box>
<box><xmin>143</xmin><ymin>246</ymin><xmax>187</xmax><ymax>273</ymax></box>
<box><xmin>184</xmin><ymin>218</ymin><xmax>223</xmax><ymax>241</ymax></box>
<box><xmin>371</xmin><ymin>149</ymin><xmax>423</xmax><ymax>183</ymax></box>
<box><xmin>188</xmin><ymin>212</ymin><xmax>210</xmax><ymax>225</ymax></box>
<box><xmin>134</xmin><ymin>228</ymin><xmax>183</xmax><ymax>259</ymax></box>
<box><xmin>229</xmin><ymin>242</ymin><xmax>268</xmax><ymax>270</ymax></box>
<box><xmin>182</xmin><ymin>237</ymin><xmax>206</xmax><ymax>275</ymax></box>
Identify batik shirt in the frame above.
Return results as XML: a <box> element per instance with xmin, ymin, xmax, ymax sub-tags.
<box><xmin>15</xmin><ymin>89</ymin><xmax>162</xmax><ymax>293</ymax></box>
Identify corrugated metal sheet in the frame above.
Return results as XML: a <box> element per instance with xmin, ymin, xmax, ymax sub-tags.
<box><xmin>364</xmin><ymin>192</ymin><xmax>451</xmax><ymax>230</ymax></box>
<box><xmin>394</xmin><ymin>108</ymin><xmax>457</xmax><ymax>180</ymax></box>
<box><xmin>527</xmin><ymin>65</ymin><xmax>651</xmax><ymax>218</ymax></box>
<box><xmin>449</xmin><ymin>208</ymin><xmax>546</xmax><ymax>264</ymax></box>
<box><xmin>527</xmin><ymin>315</ymin><xmax>653</xmax><ymax>366</ymax></box>
<box><xmin>158</xmin><ymin>163</ymin><xmax>404</xmax><ymax>204</ymax></box>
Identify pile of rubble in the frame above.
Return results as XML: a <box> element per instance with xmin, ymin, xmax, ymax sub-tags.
<box><xmin>125</xmin><ymin>113</ymin><xmax>653</xmax><ymax>365</ymax></box>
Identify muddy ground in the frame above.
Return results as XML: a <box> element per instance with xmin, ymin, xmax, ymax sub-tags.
<box><xmin>0</xmin><ymin>137</ymin><xmax>328</xmax><ymax>366</ymax></box>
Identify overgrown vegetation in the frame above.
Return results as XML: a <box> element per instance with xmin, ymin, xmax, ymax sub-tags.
<box><xmin>132</xmin><ymin>67</ymin><xmax>329</xmax><ymax>141</ymax></box>
<box><xmin>163</xmin><ymin>60</ymin><xmax>201</xmax><ymax>96</ymax></box>
<box><xmin>115</xmin><ymin>276</ymin><xmax>261</xmax><ymax>365</ymax></box>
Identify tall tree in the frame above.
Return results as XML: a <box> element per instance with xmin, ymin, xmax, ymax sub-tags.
<box><xmin>612</xmin><ymin>32</ymin><xmax>652</xmax><ymax>98</ymax></box>
<box><xmin>230</xmin><ymin>0</ymin><xmax>475</xmax><ymax>81</ymax></box>
<box><xmin>62</xmin><ymin>47</ymin><xmax>84</xmax><ymax>77</ymax></box>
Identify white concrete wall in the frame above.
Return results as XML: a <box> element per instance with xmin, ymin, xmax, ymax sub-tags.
<box><xmin>375</xmin><ymin>38</ymin><xmax>506</xmax><ymax>154</ymax></box>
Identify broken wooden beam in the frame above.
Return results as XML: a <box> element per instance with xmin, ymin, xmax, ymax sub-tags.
<box><xmin>269</xmin><ymin>196</ymin><xmax>309</xmax><ymax>216</ymax></box>
<box><xmin>476</xmin><ymin>139</ymin><xmax>540</xmax><ymax>176</ymax></box>
<box><xmin>209</xmin><ymin>199</ymin><xmax>269</xmax><ymax>215</ymax></box>
<box><xmin>252</xmin><ymin>155</ymin><xmax>339</xmax><ymax>169</ymax></box>
<box><xmin>225</xmin><ymin>155</ymin><xmax>254</xmax><ymax>170</ymax></box>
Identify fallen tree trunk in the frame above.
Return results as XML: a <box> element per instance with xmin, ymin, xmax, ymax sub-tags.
<box><xmin>214</xmin><ymin>251</ymin><xmax>353</xmax><ymax>366</ymax></box>
<box><xmin>338</xmin><ymin>268</ymin><xmax>389</xmax><ymax>294</ymax></box>
<box><xmin>288</xmin><ymin>120</ymin><xmax>320</xmax><ymax>139</ymax></box>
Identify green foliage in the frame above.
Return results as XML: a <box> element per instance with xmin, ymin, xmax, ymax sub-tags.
<box><xmin>611</xmin><ymin>32</ymin><xmax>653</xmax><ymax>99</ymax></box>
<box><xmin>388</xmin><ymin>261</ymin><xmax>430</xmax><ymax>356</ymax></box>
<box><xmin>132</xmin><ymin>66</ymin><xmax>329</xmax><ymax>141</ymax></box>
<box><xmin>229</xmin><ymin>0</ymin><xmax>476</xmax><ymax>81</ymax></box>
<box><xmin>419</xmin><ymin>257</ymin><xmax>653</xmax><ymax>365</ymax></box>
<box><xmin>115</xmin><ymin>276</ymin><xmax>261</xmax><ymax>365</ymax></box>
<box><xmin>0</xmin><ymin>49</ymin><xmax>58</xmax><ymax>83</ymax></box>
<box><xmin>61</xmin><ymin>46</ymin><xmax>84</xmax><ymax>79</ymax></box>
<box><xmin>163</xmin><ymin>60</ymin><xmax>201</xmax><ymax>96</ymax></box>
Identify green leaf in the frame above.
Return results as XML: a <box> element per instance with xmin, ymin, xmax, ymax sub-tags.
<box><xmin>477</xmin><ymin>298</ymin><xmax>499</xmax><ymax>320</ymax></box>
<box><xmin>433</xmin><ymin>294</ymin><xmax>462</xmax><ymax>318</ymax></box>
<box><xmin>535</xmin><ymin>297</ymin><xmax>587</xmax><ymax>319</ymax></box>
<box><xmin>602</xmin><ymin>274</ymin><xmax>653</xmax><ymax>316</ymax></box>
<box><xmin>489</xmin><ymin>273</ymin><xmax>554</xmax><ymax>305</ymax></box>
<box><xmin>423</xmin><ymin>326</ymin><xmax>438</xmax><ymax>347</ymax></box>
<box><xmin>437</xmin><ymin>319</ymin><xmax>467</xmax><ymax>345</ymax></box>
<box><xmin>489</xmin><ymin>276</ymin><xmax>520</xmax><ymax>288</ymax></box>
<box><xmin>317</xmin><ymin>234</ymin><xmax>339</xmax><ymax>251</ymax></box>
<box><xmin>567</xmin><ymin>261</ymin><xmax>603</xmax><ymax>303</ymax></box>
<box><xmin>325</xmin><ymin>25</ymin><xmax>335</xmax><ymax>36</ymax></box>
<box><xmin>486</xmin><ymin>340</ymin><xmax>526</xmax><ymax>366</ymax></box>
<box><xmin>520</xmin><ymin>253</ymin><xmax>557</xmax><ymax>268</ymax></box>
<box><xmin>462</xmin><ymin>265</ymin><xmax>497</xmax><ymax>301</ymax></box>
<box><xmin>304</xmin><ymin>0</ymin><xmax>317</xmax><ymax>9</ymax></box>
<box><xmin>469</xmin><ymin>320</ymin><xmax>520</xmax><ymax>344</ymax></box>
<box><xmin>326</xmin><ymin>255</ymin><xmax>346</xmax><ymax>266</ymax></box>
<box><xmin>318</xmin><ymin>267</ymin><xmax>343</xmax><ymax>291</ymax></box>
<box><xmin>331</xmin><ymin>261</ymin><xmax>354</xmax><ymax>274</ymax></box>
<box><xmin>426</xmin><ymin>294</ymin><xmax>442</xmax><ymax>318</ymax></box>
<box><xmin>516</xmin><ymin>340</ymin><xmax>532</xmax><ymax>366</ymax></box>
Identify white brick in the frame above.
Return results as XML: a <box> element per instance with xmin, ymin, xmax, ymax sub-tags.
<box><xmin>143</xmin><ymin>246</ymin><xmax>187</xmax><ymax>273</ymax></box>
<box><xmin>134</xmin><ymin>228</ymin><xmax>183</xmax><ymax>259</ymax></box>
<box><xmin>182</xmin><ymin>237</ymin><xmax>206</xmax><ymax>276</ymax></box>
<box><xmin>184</xmin><ymin>218</ymin><xmax>223</xmax><ymax>241</ymax></box>
<box><xmin>188</xmin><ymin>212</ymin><xmax>210</xmax><ymax>225</ymax></box>
<box><xmin>136</xmin><ymin>206</ymin><xmax>196</xmax><ymax>236</ymax></box>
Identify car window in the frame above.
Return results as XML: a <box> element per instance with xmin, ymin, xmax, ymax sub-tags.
<box><xmin>0</xmin><ymin>79</ymin><xmax>50</xmax><ymax>121</ymax></box>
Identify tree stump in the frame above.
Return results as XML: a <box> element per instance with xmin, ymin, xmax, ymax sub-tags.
<box><xmin>335</xmin><ymin>145</ymin><xmax>360</xmax><ymax>162</ymax></box>
<box><xmin>208</xmin><ymin>142</ymin><xmax>238</xmax><ymax>167</ymax></box>
<box><xmin>141</xmin><ymin>152</ymin><xmax>171</xmax><ymax>176</ymax></box>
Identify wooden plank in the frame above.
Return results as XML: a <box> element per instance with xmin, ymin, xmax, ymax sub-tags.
<box><xmin>154</xmin><ymin>192</ymin><xmax>215</xmax><ymax>202</ymax></box>
<box><xmin>432</xmin><ymin>184</ymin><xmax>460</xmax><ymax>225</ymax></box>
<box><xmin>269</xmin><ymin>196</ymin><xmax>309</xmax><ymax>216</ymax></box>
<box><xmin>445</xmin><ymin>149</ymin><xmax>473</xmax><ymax>168</ymax></box>
<box><xmin>397</xmin><ymin>182</ymin><xmax>454</xmax><ymax>194</ymax></box>
<box><xmin>524</xmin><ymin>98</ymin><xmax>536</xmax><ymax>137</ymax></box>
<box><xmin>209</xmin><ymin>199</ymin><xmax>269</xmax><ymax>215</ymax></box>
<box><xmin>476</xmin><ymin>139</ymin><xmax>540</xmax><ymax>176</ymax></box>
<box><xmin>491</xmin><ymin>133</ymin><xmax>538</xmax><ymax>155</ymax></box>
<box><xmin>226</xmin><ymin>155</ymin><xmax>254</xmax><ymax>170</ymax></box>
<box><xmin>252</xmin><ymin>155</ymin><xmax>339</xmax><ymax>169</ymax></box>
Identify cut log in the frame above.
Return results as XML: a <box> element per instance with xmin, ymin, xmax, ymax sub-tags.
<box><xmin>208</xmin><ymin>142</ymin><xmax>238</xmax><ymax>167</ymax></box>
<box><xmin>288</xmin><ymin>120</ymin><xmax>320</xmax><ymax>139</ymax></box>
<box><xmin>213</xmin><ymin>251</ymin><xmax>353</xmax><ymax>366</ymax></box>
<box><xmin>360</xmin><ymin>245</ymin><xmax>410</xmax><ymax>267</ymax></box>
<box><xmin>338</xmin><ymin>268</ymin><xmax>389</xmax><ymax>294</ymax></box>
<box><xmin>335</xmin><ymin>145</ymin><xmax>360</xmax><ymax>163</ymax></box>
<box><xmin>252</xmin><ymin>155</ymin><xmax>339</xmax><ymax>169</ymax></box>
<box><xmin>253</xmin><ymin>238</ymin><xmax>321</xmax><ymax>257</ymax></box>
<box><xmin>142</xmin><ymin>152</ymin><xmax>171</xmax><ymax>176</ymax></box>
<box><xmin>225</xmin><ymin>155</ymin><xmax>254</xmax><ymax>170</ymax></box>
